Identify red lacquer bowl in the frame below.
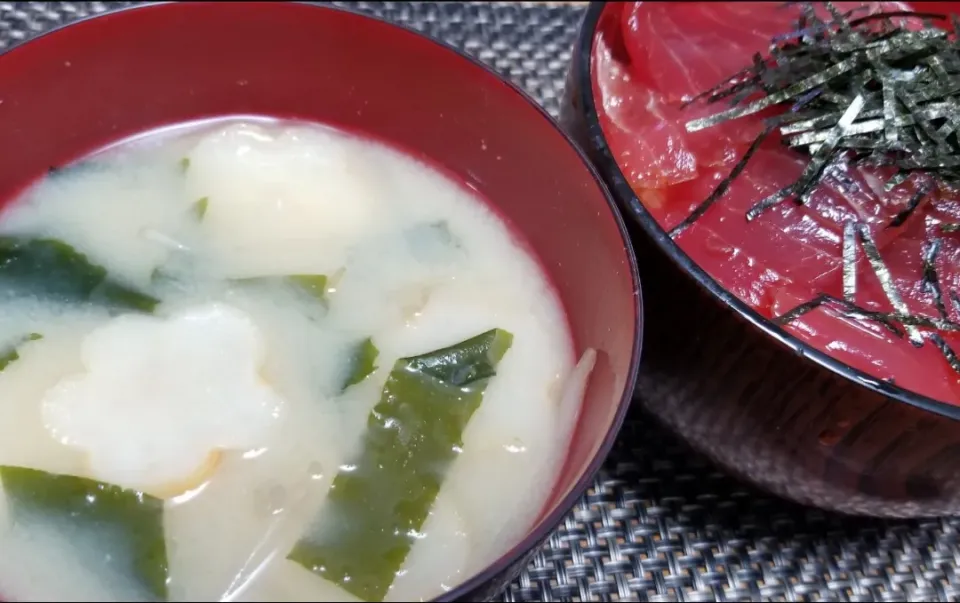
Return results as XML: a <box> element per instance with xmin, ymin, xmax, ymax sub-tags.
<box><xmin>563</xmin><ymin>1</ymin><xmax>960</xmax><ymax>517</ymax></box>
<box><xmin>0</xmin><ymin>2</ymin><xmax>642</xmax><ymax>601</ymax></box>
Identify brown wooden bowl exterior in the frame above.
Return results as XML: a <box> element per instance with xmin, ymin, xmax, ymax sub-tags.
<box><xmin>561</xmin><ymin>1</ymin><xmax>960</xmax><ymax>518</ymax></box>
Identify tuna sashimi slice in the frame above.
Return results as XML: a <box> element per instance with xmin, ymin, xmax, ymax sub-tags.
<box><xmin>838</xmin><ymin>219</ymin><xmax>960</xmax><ymax>321</ymax></box>
<box><xmin>622</xmin><ymin>1</ymin><xmax>909</xmax><ymax>103</ymax></box>
<box><xmin>593</xmin><ymin>28</ymin><xmax>697</xmax><ymax>190</ymax></box>
<box><xmin>593</xmin><ymin>14</ymin><xmax>764</xmax><ymax>190</ymax></box>
<box><xmin>662</xmin><ymin>148</ymin><xmax>846</xmax><ymax>314</ymax></box>
<box><xmin>772</xmin><ymin>287</ymin><xmax>960</xmax><ymax>403</ymax></box>
<box><xmin>780</xmin><ymin>211</ymin><xmax>960</xmax><ymax>403</ymax></box>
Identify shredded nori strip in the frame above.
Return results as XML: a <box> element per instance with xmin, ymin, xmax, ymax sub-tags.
<box><xmin>747</xmin><ymin>94</ymin><xmax>866</xmax><ymax>219</ymax></box>
<box><xmin>775</xmin><ymin>292</ymin><xmax>960</xmax><ymax>335</ymax></box>
<box><xmin>856</xmin><ymin>223</ymin><xmax>924</xmax><ymax>346</ymax></box>
<box><xmin>685</xmin><ymin>57</ymin><xmax>861</xmax><ymax>132</ymax></box>
<box><xmin>672</xmin><ymin>2</ymin><xmax>960</xmax><ymax>384</ymax></box>
<box><xmin>922</xmin><ymin>237</ymin><xmax>949</xmax><ymax>319</ymax></box>
<box><xmin>842</xmin><ymin>220</ymin><xmax>858</xmax><ymax>301</ymax></box>
<box><xmin>885</xmin><ymin>170</ymin><xmax>912</xmax><ymax>191</ymax></box>
<box><xmin>951</xmin><ymin>290</ymin><xmax>960</xmax><ymax>315</ymax></box>
<box><xmin>927</xmin><ymin>332</ymin><xmax>960</xmax><ymax>373</ymax></box>
<box><xmin>887</xmin><ymin>181</ymin><xmax>932</xmax><ymax>227</ymax></box>
<box><xmin>773</xmin><ymin>293</ymin><xmax>905</xmax><ymax>337</ymax></box>
<box><xmin>668</xmin><ymin>126</ymin><xmax>775</xmax><ymax>237</ymax></box>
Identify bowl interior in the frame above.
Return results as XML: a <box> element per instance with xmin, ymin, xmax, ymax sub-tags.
<box><xmin>579</xmin><ymin>0</ymin><xmax>960</xmax><ymax>420</ymax></box>
<box><xmin>0</xmin><ymin>1</ymin><xmax>641</xmax><ymax>597</ymax></box>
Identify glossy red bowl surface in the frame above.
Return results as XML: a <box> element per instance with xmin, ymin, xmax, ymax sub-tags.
<box><xmin>0</xmin><ymin>2</ymin><xmax>642</xmax><ymax>601</ymax></box>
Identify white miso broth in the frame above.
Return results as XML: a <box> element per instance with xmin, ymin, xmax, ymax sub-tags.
<box><xmin>0</xmin><ymin>119</ymin><xmax>592</xmax><ymax>603</ymax></box>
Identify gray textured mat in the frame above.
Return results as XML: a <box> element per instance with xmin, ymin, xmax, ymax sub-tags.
<box><xmin>2</xmin><ymin>1</ymin><xmax>960</xmax><ymax>601</ymax></box>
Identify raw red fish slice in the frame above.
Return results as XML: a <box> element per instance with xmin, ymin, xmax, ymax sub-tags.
<box><xmin>601</xmin><ymin>1</ymin><xmax>904</xmax><ymax>190</ymax></box>
<box><xmin>594</xmin><ymin>11</ymin><xmax>765</xmax><ymax>190</ymax></box>
<box><xmin>593</xmin><ymin>29</ymin><xmax>697</xmax><ymax>190</ymax></box>
<box><xmin>801</xmin><ymin>161</ymin><xmax>931</xmax><ymax>249</ymax></box>
<box><xmin>923</xmin><ymin>183</ymin><xmax>960</xmax><ymax>224</ymax></box>
<box><xmin>621</xmin><ymin>2</ymin><xmax>785</xmax><ymax>103</ymax></box>
<box><xmin>772</xmin><ymin>287</ymin><xmax>960</xmax><ymax>403</ymax></box>
<box><xmin>621</xmin><ymin>2</ymin><xmax>903</xmax><ymax>103</ymax></box>
<box><xmin>777</xmin><ymin>201</ymin><xmax>960</xmax><ymax>402</ymax></box>
<box><xmin>665</xmin><ymin>148</ymin><xmax>844</xmax><ymax>314</ymax></box>
<box><xmin>840</xmin><ymin>216</ymin><xmax>960</xmax><ymax>320</ymax></box>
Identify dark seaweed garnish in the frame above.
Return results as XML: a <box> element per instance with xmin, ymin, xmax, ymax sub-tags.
<box><xmin>669</xmin><ymin>125</ymin><xmax>775</xmax><ymax>237</ymax></box>
<box><xmin>842</xmin><ymin>220</ymin><xmax>857</xmax><ymax>301</ymax></box>
<box><xmin>921</xmin><ymin>236</ymin><xmax>949</xmax><ymax>319</ymax></box>
<box><xmin>886</xmin><ymin>181</ymin><xmax>932</xmax><ymax>227</ymax></box>
<box><xmin>928</xmin><ymin>332</ymin><xmax>960</xmax><ymax>373</ymax></box>
<box><xmin>746</xmin><ymin>94</ymin><xmax>866</xmax><ymax>220</ymax></box>
<box><xmin>775</xmin><ymin>292</ymin><xmax>960</xmax><ymax>335</ymax></box>
<box><xmin>673</xmin><ymin>2</ymin><xmax>960</xmax><ymax>382</ymax></box>
<box><xmin>856</xmin><ymin>222</ymin><xmax>924</xmax><ymax>345</ymax></box>
<box><xmin>951</xmin><ymin>290</ymin><xmax>960</xmax><ymax>315</ymax></box>
<box><xmin>773</xmin><ymin>293</ymin><xmax>905</xmax><ymax>337</ymax></box>
<box><xmin>681</xmin><ymin>4</ymin><xmax>960</xmax><ymax>222</ymax></box>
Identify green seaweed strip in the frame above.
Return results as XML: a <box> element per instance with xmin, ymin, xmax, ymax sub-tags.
<box><xmin>150</xmin><ymin>267</ymin><xmax>171</xmax><ymax>286</ymax></box>
<box><xmin>0</xmin><ymin>237</ymin><xmax>159</xmax><ymax>313</ymax></box>
<box><xmin>288</xmin><ymin>328</ymin><xmax>514</xmax><ymax>602</ymax></box>
<box><xmin>234</xmin><ymin>274</ymin><xmax>329</xmax><ymax>303</ymax></box>
<box><xmin>340</xmin><ymin>337</ymin><xmax>379</xmax><ymax>392</ymax></box>
<box><xmin>288</xmin><ymin>274</ymin><xmax>328</xmax><ymax>302</ymax></box>
<box><xmin>405</xmin><ymin>220</ymin><xmax>462</xmax><ymax>264</ymax></box>
<box><xmin>192</xmin><ymin>197</ymin><xmax>209</xmax><ymax>221</ymax></box>
<box><xmin>0</xmin><ymin>333</ymin><xmax>42</xmax><ymax>373</ymax></box>
<box><xmin>0</xmin><ymin>466</ymin><xmax>168</xmax><ymax>600</ymax></box>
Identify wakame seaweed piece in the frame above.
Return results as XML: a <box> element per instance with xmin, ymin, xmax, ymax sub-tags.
<box><xmin>405</xmin><ymin>220</ymin><xmax>463</xmax><ymax>265</ymax></box>
<box><xmin>340</xmin><ymin>337</ymin><xmax>379</xmax><ymax>392</ymax></box>
<box><xmin>288</xmin><ymin>274</ymin><xmax>328</xmax><ymax>301</ymax></box>
<box><xmin>288</xmin><ymin>328</ymin><xmax>514</xmax><ymax>602</ymax></box>
<box><xmin>0</xmin><ymin>333</ymin><xmax>42</xmax><ymax>373</ymax></box>
<box><xmin>234</xmin><ymin>274</ymin><xmax>329</xmax><ymax>302</ymax></box>
<box><xmin>192</xmin><ymin>197</ymin><xmax>209</xmax><ymax>221</ymax></box>
<box><xmin>0</xmin><ymin>237</ymin><xmax>159</xmax><ymax>313</ymax></box>
<box><xmin>0</xmin><ymin>466</ymin><xmax>168</xmax><ymax>600</ymax></box>
<box><xmin>45</xmin><ymin>161</ymin><xmax>107</xmax><ymax>180</ymax></box>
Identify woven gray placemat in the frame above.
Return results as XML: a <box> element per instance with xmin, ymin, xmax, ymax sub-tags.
<box><xmin>2</xmin><ymin>1</ymin><xmax>960</xmax><ymax>601</ymax></box>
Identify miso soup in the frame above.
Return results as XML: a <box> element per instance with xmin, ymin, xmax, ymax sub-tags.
<box><xmin>0</xmin><ymin>120</ymin><xmax>592</xmax><ymax>602</ymax></box>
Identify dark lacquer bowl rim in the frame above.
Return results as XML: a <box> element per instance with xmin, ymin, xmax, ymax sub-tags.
<box><xmin>0</xmin><ymin>2</ymin><xmax>644</xmax><ymax>601</ymax></box>
<box><xmin>570</xmin><ymin>1</ymin><xmax>960</xmax><ymax>423</ymax></box>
